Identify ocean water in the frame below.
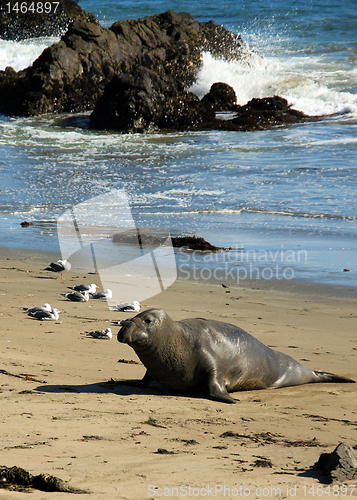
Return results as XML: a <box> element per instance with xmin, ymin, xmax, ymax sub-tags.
<box><xmin>0</xmin><ymin>0</ymin><xmax>356</xmax><ymax>287</ymax></box>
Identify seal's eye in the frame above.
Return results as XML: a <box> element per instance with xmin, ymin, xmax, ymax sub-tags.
<box><xmin>144</xmin><ymin>318</ymin><xmax>152</xmax><ymax>324</ymax></box>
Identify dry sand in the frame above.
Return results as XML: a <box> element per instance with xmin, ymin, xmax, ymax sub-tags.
<box><xmin>0</xmin><ymin>249</ymin><xmax>356</xmax><ymax>499</ymax></box>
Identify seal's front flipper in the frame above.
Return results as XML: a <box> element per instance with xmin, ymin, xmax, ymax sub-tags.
<box><xmin>208</xmin><ymin>380</ymin><xmax>237</xmax><ymax>404</ymax></box>
<box><xmin>115</xmin><ymin>371</ymin><xmax>153</xmax><ymax>388</ymax></box>
<box><xmin>140</xmin><ymin>370</ymin><xmax>154</xmax><ymax>387</ymax></box>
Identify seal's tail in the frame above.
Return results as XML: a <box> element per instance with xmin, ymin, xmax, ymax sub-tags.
<box><xmin>313</xmin><ymin>371</ymin><xmax>355</xmax><ymax>384</ymax></box>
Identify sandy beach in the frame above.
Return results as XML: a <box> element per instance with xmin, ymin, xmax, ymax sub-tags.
<box><xmin>0</xmin><ymin>249</ymin><xmax>356</xmax><ymax>499</ymax></box>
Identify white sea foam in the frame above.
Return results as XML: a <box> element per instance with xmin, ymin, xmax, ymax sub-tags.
<box><xmin>151</xmin><ymin>188</ymin><xmax>226</xmax><ymax>197</ymax></box>
<box><xmin>0</xmin><ymin>37</ymin><xmax>59</xmax><ymax>72</ymax></box>
<box><xmin>190</xmin><ymin>50</ymin><xmax>270</xmax><ymax>104</ymax></box>
<box><xmin>190</xmin><ymin>50</ymin><xmax>357</xmax><ymax>118</ymax></box>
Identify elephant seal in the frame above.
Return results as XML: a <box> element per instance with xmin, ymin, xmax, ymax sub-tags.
<box><xmin>117</xmin><ymin>309</ymin><xmax>354</xmax><ymax>403</ymax></box>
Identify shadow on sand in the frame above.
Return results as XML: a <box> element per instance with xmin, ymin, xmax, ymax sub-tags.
<box><xmin>35</xmin><ymin>379</ymin><xmax>166</xmax><ymax>397</ymax></box>
<box><xmin>297</xmin><ymin>469</ymin><xmax>331</xmax><ymax>484</ymax></box>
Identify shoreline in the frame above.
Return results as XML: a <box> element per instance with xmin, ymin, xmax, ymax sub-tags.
<box><xmin>1</xmin><ymin>204</ymin><xmax>356</xmax><ymax>291</ymax></box>
<box><xmin>0</xmin><ymin>245</ymin><xmax>356</xmax><ymax>301</ymax></box>
<box><xmin>0</xmin><ymin>249</ymin><xmax>356</xmax><ymax>497</ymax></box>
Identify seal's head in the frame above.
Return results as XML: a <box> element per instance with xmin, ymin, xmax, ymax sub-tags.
<box><xmin>117</xmin><ymin>308</ymin><xmax>169</xmax><ymax>351</ymax></box>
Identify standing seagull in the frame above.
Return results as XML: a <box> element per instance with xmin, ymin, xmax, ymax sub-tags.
<box><xmin>116</xmin><ymin>301</ymin><xmax>142</xmax><ymax>313</ymax></box>
<box><xmin>85</xmin><ymin>328</ymin><xmax>112</xmax><ymax>340</ymax></box>
<box><xmin>70</xmin><ymin>284</ymin><xmax>98</xmax><ymax>294</ymax></box>
<box><xmin>30</xmin><ymin>308</ymin><xmax>60</xmax><ymax>321</ymax></box>
<box><xmin>92</xmin><ymin>289</ymin><xmax>112</xmax><ymax>300</ymax></box>
<box><xmin>45</xmin><ymin>259</ymin><xmax>71</xmax><ymax>279</ymax></box>
<box><xmin>24</xmin><ymin>303</ymin><xmax>51</xmax><ymax>315</ymax></box>
<box><xmin>63</xmin><ymin>290</ymin><xmax>90</xmax><ymax>302</ymax></box>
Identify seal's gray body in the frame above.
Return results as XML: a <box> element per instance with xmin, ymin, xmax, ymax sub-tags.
<box><xmin>117</xmin><ymin>309</ymin><xmax>354</xmax><ymax>403</ymax></box>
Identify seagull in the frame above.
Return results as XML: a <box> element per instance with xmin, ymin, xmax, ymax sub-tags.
<box><xmin>63</xmin><ymin>290</ymin><xmax>90</xmax><ymax>302</ymax></box>
<box><xmin>30</xmin><ymin>308</ymin><xmax>60</xmax><ymax>321</ymax></box>
<box><xmin>116</xmin><ymin>301</ymin><xmax>142</xmax><ymax>312</ymax></box>
<box><xmin>92</xmin><ymin>289</ymin><xmax>112</xmax><ymax>300</ymax></box>
<box><xmin>24</xmin><ymin>303</ymin><xmax>51</xmax><ymax>315</ymax></box>
<box><xmin>85</xmin><ymin>328</ymin><xmax>112</xmax><ymax>340</ymax></box>
<box><xmin>45</xmin><ymin>259</ymin><xmax>71</xmax><ymax>279</ymax></box>
<box><xmin>69</xmin><ymin>284</ymin><xmax>98</xmax><ymax>294</ymax></box>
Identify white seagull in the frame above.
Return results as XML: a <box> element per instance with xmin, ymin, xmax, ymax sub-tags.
<box><xmin>63</xmin><ymin>290</ymin><xmax>90</xmax><ymax>302</ymax></box>
<box><xmin>45</xmin><ymin>259</ymin><xmax>71</xmax><ymax>279</ymax></box>
<box><xmin>30</xmin><ymin>308</ymin><xmax>61</xmax><ymax>321</ymax></box>
<box><xmin>45</xmin><ymin>259</ymin><xmax>71</xmax><ymax>273</ymax></box>
<box><xmin>70</xmin><ymin>283</ymin><xmax>98</xmax><ymax>294</ymax></box>
<box><xmin>92</xmin><ymin>289</ymin><xmax>112</xmax><ymax>300</ymax></box>
<box><xmin>85</xmin><ymin>328</ymin><xmax>112</xmax><ymax>340</ymax></box>
<box><xmin>24</xmin><ymin>303</ymin><xmax>51</xmax><ymax>315</ymax></box>
<box><xmin>116</xmin><ymin>301</ymin><xmax>142</xmax><ymax>312</ymax></box>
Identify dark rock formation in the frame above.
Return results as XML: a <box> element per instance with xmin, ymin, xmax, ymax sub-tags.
<box><xmin>218</xmin><ymin>95</ymin><xmax>310</xmax><ymax>131</ymax></box>
<box><xmin>90</xmin><ymin>72</ymin><xmax>311</xmax><ymax>132</ymax></box>
<box><xmin>313</xmin><ymin>442</ymin><xmax>357</xmax><ymax>483</ymax></box>
<box><xmin>171</xmin><ymin>236</ymin><xmax>222</xmax><ymax>251</ymax></box>
<box><xmin>0</xmin><ymin>7</ymin><xmax>315</xmax><ymax>132</ymax></box>
<box><xmin>201</xmin><ymin>82</ymin><xmax>237</xmax><ymax>111</ymax></box>
<box><xmin>0</xmin><ymin>0</ymin><xmax>94</xmax><ymax>41</ymax></box>
<box><xmin>89</xmin><ymin>68</ymin><xmax>214</xmax><ymax>132</ymax></box>
<box><xmin>89</xmin><ymin>78</ymin><xmax>241</xmax><ymax>132</ymax></box>
<box><xmin>112</xmin><ymin>232</ymin><xmax>222</xmax><ymax>251</ymax></box>
<box><xmin>0</xmin><ymin>19</ymin><xmax>120</xmax><ymax>115</ymax></box>
<box><xmin>0</xmin><ymin>10</ymin><xmax>244</xmax><ymax>117</ymax></box>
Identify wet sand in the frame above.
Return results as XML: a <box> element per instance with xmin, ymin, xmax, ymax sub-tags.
<box><xmin>0</xmin><ymin>250</ymin><xmax>356</xmax><ymax>498</ymax></box>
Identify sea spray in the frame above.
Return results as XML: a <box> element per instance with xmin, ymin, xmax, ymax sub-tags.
<box><xmin>0</xmin><ymin>37</ymin><xmax>59</xmax><ymax>72</ymax></box>
<box><xmin>189</xmin><ymin>50</ymin><xmax>357</xmax><ymax>117</ymax></box>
